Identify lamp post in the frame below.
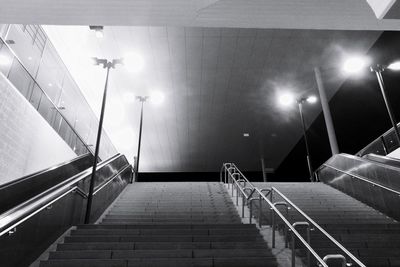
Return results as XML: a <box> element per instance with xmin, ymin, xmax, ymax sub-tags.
<box><xmin>370</xmin><ymin>64</ymin><xmax>400</xmax><ymax>146</ymax></box>
<box><xmin>297</xmin><ymin>96</ymin><xmax>317</xmax><ymax>182</ymax></box>
<box><xmin>342</xmin><ymin>57</ymin><xmax>400</xmax><ymax>148</ymax></box>
<box><xmin>84</xmin><ymin>58</ymin><xmax>122</xmax><ymax>224</ymax></box>
<box><xmin>278</xmin><ymin>92</ymin><xmax>317</xmax><ymax>182</ymax></box>
<box><xmin>135</xmin><ymin>96</ymin><xmax>149</xmax><ymax>180</ymax></box>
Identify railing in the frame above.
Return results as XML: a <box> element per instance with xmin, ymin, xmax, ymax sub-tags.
<box><xmin>321</xmin><ymin>163</ymin><xmax>400</xmax><ymax>196</ymax></box>
<box><xmin>221</xmin><ymin>163</ymin><xmax>366</xmax><ymax>267</ymax></box>
<box><xmin>357</xmin><ymin>122</ymin><xmax>400</xmax><ymax>157</ymax></box>
<box><xmin>0</xmin><ymin>153</ymin><xmax>131</xmax><ymax>237</ymax></box>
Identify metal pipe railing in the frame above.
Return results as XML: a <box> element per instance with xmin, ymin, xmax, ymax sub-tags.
<box><xmin>0</xmin><ymin>154</ymin><xmax>127</xmax><ymax>237</ymax></box>
<box><xmin>221</xmin><ymin>163</ymin><xmax>366</xmax><ymax>267</ymax></box>
<box><xmin>272</xmin><ymin>186</ymin><xmax>365</xmax><ymax>267</ymax></box>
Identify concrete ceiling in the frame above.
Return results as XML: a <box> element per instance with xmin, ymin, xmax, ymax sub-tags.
<box><xmin>0</xmin><ymin>0</ymin><xmax>400</xmax><ymax>30</ymax></box>
<box><xmin>43</xmin><ymin>25</ymin><xmax>381</xmax><ymax>172</ymax></box>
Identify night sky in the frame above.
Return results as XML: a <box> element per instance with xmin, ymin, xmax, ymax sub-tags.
<box><xmin>139</xmin><ymin>31</ymin><xmax>400</xmax><ymax>182</ymax></box>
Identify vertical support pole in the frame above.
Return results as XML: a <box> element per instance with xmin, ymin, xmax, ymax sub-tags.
<box><xmin>85</xmin><ymin>65</ymin><xmax>111</xmax><ymax>224</ymax></box>
<box><xmin>236</xmin><ymin>184</ymin><xmax>239</xmax><ymax>206</ymax></box>
<box><xmin>261</xmin><ymin>157</ymin><xmax>267</xmax><ymax>182</ymax></box>
<box><xmin>298</xmin><ymin>101</ymin><xmax>314</xmax><ymax>182</ymax></box>
<box><xmin>259</xmin><ymin>194</ymin><xmax>262</xmax><ymax>228</ymax></box>
<box><xmin>306</xmin><ymin>227</ymin><xmax>311</xmax><ymax>267</ymax></box>
<box><xmin>314</xmin><ymin>67</ymin><xmax>339</xmax><ymax>155</ymax></box>
<box><xmin>271</xmin><ymin>210</ymin><xmax>276</xmax><ymax>248</ymax></box>
<box><xmin>373</xmin><ymin>67</ymin><xmax>400</xmax><ymax>146</ymax></box>
<box><xmin>381</xmin><ymin>136</ymin><xmax>388</xmax><ymax>155</ymax></box>
<box><xmin>291</xmin><ymin>231</ymin><xmax>296</xmax><ymax>267</ymax></box>
<box><xmin>249</xmin><ymin>199</ymin><xmax>253</xmax><ymax>224</ymax></box>
<box><xmin>136</xmin><ymin>99</ymin><xmax>145</xmax><ymax>180</ymax></box>
<box><xmin>241</xmin><ymin>191</ymin><xmax>245</xmax><ymax>218</ymax></box>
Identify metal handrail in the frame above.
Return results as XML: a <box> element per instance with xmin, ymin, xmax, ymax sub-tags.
<box><xmin>221</xmin><ymin>163</ymin><xmax>366</xmax><ymax>267</ymax></box>
<box><xmin>222</xmin><ymin>164</ymin><xmax>328</xmax><ymax>267</ymax></box>
<box><xmin>272</xmin><ymin>186</ymin><xmax>366</xmax><ymax>267</ymax></box>
<box><xmin>255</xmin><ymin>187</ymin><xmax>329</xmax><ymax>267</ymax></box>
<box><xmin>321</xmin><ymin>163</ymin><xmax>400</xmax><ymax>196</ymax></box>
<box><xmin>356</xmin><ymin>122</ymin><xmax>400</xmax><ymax>156</ymax></box>
<box><xmin>0</xmin><ymin>153</ymin><xmax>126</xmax><ymax>237</ymax></box>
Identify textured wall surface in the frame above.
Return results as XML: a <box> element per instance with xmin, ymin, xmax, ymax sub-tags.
<box><xmin>0</xmin><ymin>72</ymin><xmax>76</xmax><ymax>185</ymax></box>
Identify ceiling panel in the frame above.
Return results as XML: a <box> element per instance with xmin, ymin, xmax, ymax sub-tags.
<box><xmin>43</xmin><ymin>25</ymin><xmax>381</xmax><ymax>172</ymax></box>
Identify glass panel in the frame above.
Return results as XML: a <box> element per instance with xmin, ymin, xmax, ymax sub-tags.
<box><xmin>29</xmin><ymin>84</ymin><xmax>43</xmax><ymax>110</ymax></box>
<box><xmin>7</xmin><ymin>59</ymin><xmax>35</xmax><ymax>99</ymax></box>
<box><xmin>5</xmin><ymin>25</ymin><xmax>42</xmax><ymax>75</ymax></box>
<box><xmin>35</xmin><ymin>41</ymin><xmax>64</xmax><ymax>103</ymax></box>
<box><xmin>0</xmin><ymin>42</ymin><xmax>14</xmax><ymax>79</ymax></box>
<box><xmin>37</xmin><ymin>95</ymin><xmax>57</xmax><ymax>126</ymax></box>
<box><xmin>0</xmin><ymin>24</ymin><xmax>8</xmax><ymax>38</ymax></box>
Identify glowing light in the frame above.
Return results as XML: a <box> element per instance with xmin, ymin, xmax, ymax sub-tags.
<box><xmin>387</xmin><ymin>61</ymin><xmax>400</xmax><ymax>71</ymax></box>
<box><xmin>243</xmin><ymin>133</ymin><xmax>250</xmax><ymax>137</ymax></box>
<box><xmin>342</xmin><ymin>56</ymin><xmax>370</xmax><ymax>75</ymax></box>
<box><xmin>306</xmin><ymin>95</ymin><xmax>317</xmax><ymax>104</ymax></box>
<box><xmin>150</xmin><ymin>90</ymin><xmax>165</xmax><ymax>105</ymax></box>
<box><xmin>0</xmin><ymin>55</ymin><xmax>12</xmax><ymax>66</ymax></box>
<box><xmin>278</xmin><ymin>92</ymin><xmax>295</xmax><ymax>107</ymax></box>
<box><xmin>95</xmin><ymin>30</ymin><xmax>104</xmax><ymax>39</ymax></box>
<box><xmin>123</xmin><ymin>53</ymin><xmax>144</xmax><ymax>73</ymax></box>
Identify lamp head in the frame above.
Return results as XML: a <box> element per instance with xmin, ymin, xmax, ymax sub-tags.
<box><xmin>342</xmin><ymin>56</ymin><xmax>371</xmax><ymax>75</ymax></box>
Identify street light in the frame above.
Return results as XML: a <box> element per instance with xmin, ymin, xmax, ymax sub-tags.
<box><xmin>342</xmin><ymin>57</ymin><xmax>400</xmax><ymax>146</ymax></box>
<box><xmin>135</xmin><ymin>96</ymin><xmax>149</xmax><ymax>181</ymax></box>
<box><xmin>297</xmin><ymin>95</ymin><xmax>318</xmax><ymax>182</ymax></box>
<box><xmin>134</xmin><ymin>91</ymin><xmax>165</xmax><ymax>180</ymax></box>
<box><xmin>277</xmin><ymin>92</ymin><xmax>318</xmax><ymax>181</ymax></box>
<box><xmin>370</xmin><ymin>64</ymin><xmax>400</xmax><ymax>146</ymax></box>
<box><xmin>84</xmin><ymin>57</ymin><xmax>122</xmax><ymax>224</ymax></box>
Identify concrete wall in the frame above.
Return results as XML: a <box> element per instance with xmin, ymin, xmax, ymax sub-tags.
<box><xmin>0</xmin><ymin>72</ymin><xmax>76</xmax><ymax>185</ymax></box>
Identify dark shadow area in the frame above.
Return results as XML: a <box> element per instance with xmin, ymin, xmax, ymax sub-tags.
<box><xmin>275</xmin><ymin>31</ymin><xmax>400</xmax><ymax>182</ymax></box>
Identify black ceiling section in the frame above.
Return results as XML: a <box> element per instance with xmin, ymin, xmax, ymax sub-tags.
<box><xmin>274</xmin><ymin>31</ymin><xmax>400</xmax><ymax>182</ymax></box>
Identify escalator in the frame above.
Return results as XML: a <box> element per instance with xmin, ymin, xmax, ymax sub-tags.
<box><xmin>316</xmin><ymin>153</ymin><xmax>400</xmax><ymax>221</ymax></box>
<box><xmin>0</xmin><ymin>153</ymin><xmax>132</xmax><ymax>267</ymax></box>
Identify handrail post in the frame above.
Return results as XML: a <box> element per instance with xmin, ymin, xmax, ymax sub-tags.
<box><xmin>248</xmin><ymin>198</ymin><xmax>256</xmax><ymax>224</ymax></box>
<box><xmin>292</xmin><ymin>222</ymin><xmax>311</xmax><ymax>267</ymax></box>
<box><xmin>271</xmin><ymin>209</ymin><xmax>276</xmax><ymax>248</ymax></box>
<box><xmin>323</xmin><ymin>254</ymin><xmax>347</xmax><ymax>267</ymax></box>
<box><xmin>259</xmin><ymin>193</ymin><xmax>262</xmax><ymax>227</ymax></box>
<box><xmin>274</xmin><ymin>202</ymin><xmax>289</xmax><ymax>248</ymax></box>
<box><xmin>241</xmin><ymin>191</ymin><xmax>245</xmax><ymax>218</ymax></box>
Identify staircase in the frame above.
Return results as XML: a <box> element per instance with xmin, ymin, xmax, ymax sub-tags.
<box><xmin>254</xmin><ymin>182</ymin><xmax>400</xmax><ymax>267</ymax></box>
<box><xmin>40</xmin><ymin>182</ymin><xmax>278</xmax><ymax>267</ymax></box>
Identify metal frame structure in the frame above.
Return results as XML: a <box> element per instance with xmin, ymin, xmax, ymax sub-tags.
<box><xmin>220</xmin><ymin>163</ymin><xmax>366</xmax><ymax>267</ymax></box>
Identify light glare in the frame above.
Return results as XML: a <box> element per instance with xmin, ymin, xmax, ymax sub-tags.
<box><xmin>278</xmin><ymin>92</ymin><xmax>295</xmax><ymax>107</ymax></box>
<box><xmin>95</xmin><ymin>30</ymin><xmax>104</xmax><ymax>39</ymax></box>
<box><xmin>123</xmin><ymin>53</ymin><xmax>144</xmax><ymax>73</ymax></box>
<box><xmin>342</xmin><ymin>56</ymin><xmax>370</xmax><ymax>75</ymax></box>
<box><xmin>0</xmin><ymin>55</ymin><xmax>12</xmax><ymax>66</ymax></box>
<box><xmin>306</xmin><ymin>95</ymin><xmax>317</xmax><ymax>104</ymax></box>
<box><xmin>387</xmin><ymin>61</ymin><xmax>400</xmax><ymax>71</ymax></box>
<box><xmin>150</xmin><ymin>90</ymin><xmax>165</xmax><ymax>105</ymax></box>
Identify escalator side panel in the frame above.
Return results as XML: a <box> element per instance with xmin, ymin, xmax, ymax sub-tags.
<box><xmin>0</xmin><ymin>154</ymin><xmax>131</xmax><ymax>267</ymax></box>
<box><xmin>317</xmin><ymin>154</ymin><xmax>400</xmax><ymax>221</ymax></box>
<box><xmin>0</xmin><ymin>153</ymin><xmax>93</xmax><ymax>214</ymax></box>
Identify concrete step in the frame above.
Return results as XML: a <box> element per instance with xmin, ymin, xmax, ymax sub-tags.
<box><xmin>40</xmin><ymin>257</ymin><xmax>279</xmax><ymax>267</ymax></box>
<box><xmin>58</xmin><ymin>241</ymin><xmax>268</xmax><ymax>251</ymax></box>
<box><xmin>76</xmin><ymin>224</ymin><xmax>257</xmax><ymax>230</ymax></box>
<box><xmin>49</xmin><ymin>249</ymin><xmax>274</xmax><ymax>259</ymax></box>
<box><xmin>65</xmin><ymin>235</ymin><xmax>263</xmax><ymax>243</ymax></box>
